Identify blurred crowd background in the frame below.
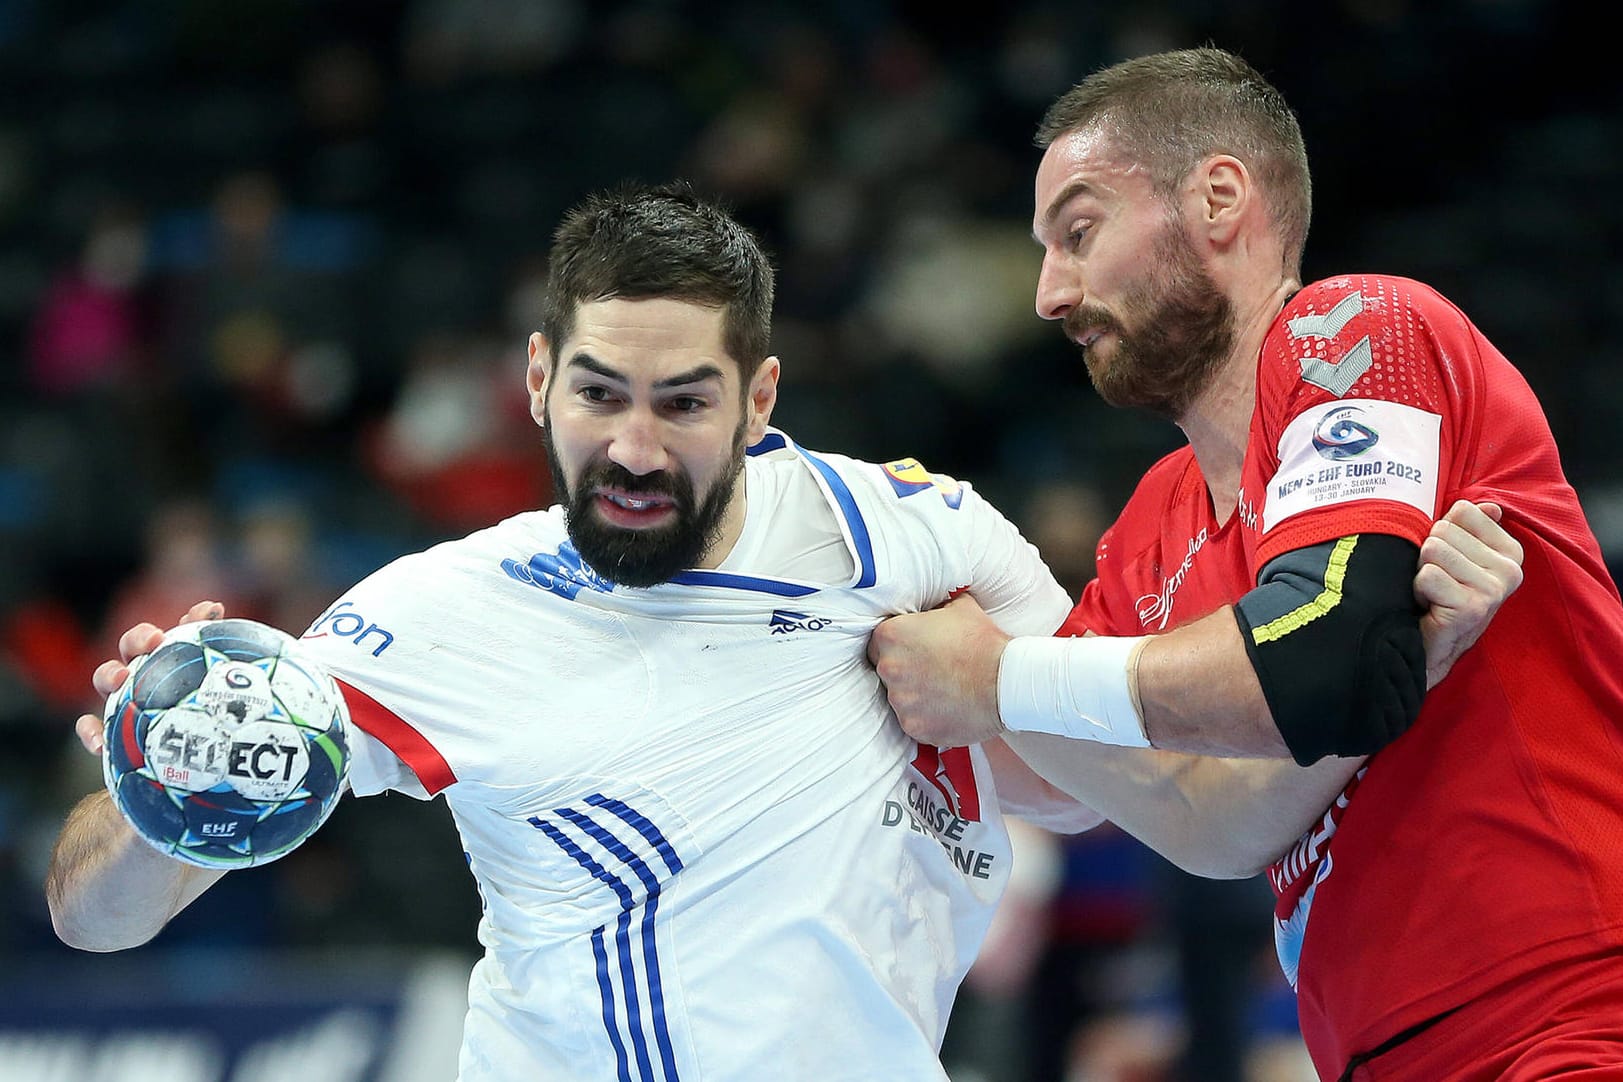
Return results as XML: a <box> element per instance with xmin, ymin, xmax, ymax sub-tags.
<box><xmin>0</xmin><ymin>2</ymin><xmax>1617</xmax><ymax>1080</ymax></box>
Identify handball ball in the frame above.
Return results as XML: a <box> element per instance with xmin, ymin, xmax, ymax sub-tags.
<box><xmin>102</xmin><ymin>618</ymin><xmax>352</xmax><ymax>870</ymax></box>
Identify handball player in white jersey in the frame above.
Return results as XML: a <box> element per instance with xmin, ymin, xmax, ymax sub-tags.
<box><xmin>49</xmin><ymin>181</ymin><xmax>1519</xmax><ymax>1082</ymax></box>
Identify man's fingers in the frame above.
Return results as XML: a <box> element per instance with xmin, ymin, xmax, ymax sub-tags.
<box><xmin>1416</xmin><ymin>531</ymin><xmax>1521</xmax><ymax>608</ymax></box>
<box><xmin>112</xmin><ymin>601</ymin><xmax>223</xmax><ymax>672</ymax></box>
<box><xmin>1413</xmin><ymin>561</ymin><xmax>1466</xmax><ymax>610</ymax></box>
<box><xmin>1423</xmin><ymin>521</ymin><xmax>1495</xmax><ymax>578</ymax></box>
<box><xmin>82</xmin><ymin>604</ymin><xmax>227</xmax><ymax>761</ymax></box>
<box><xmin>76</xmin><ymin>713</ymin><xmax>105</xmax><ymax>755</ymax></box>
<box><xmin>117</xmin><ymin>623</ymin><xmax>167</xmax><ymax>664</ymax></box>
<box><xmin>866</xmin><ymin>620</ymin><xmax>889</xmax><ymax>666</ymax></box>
<box><xmin>1426</xmin><ymin>517</ymin><xmax>1522</xmax><ymax>577</ymax></box>
<box><xmin>180</xmin><ymin>600</ymin><xmax>225</xmax><ymax>624</ymax></box>
<box><xmin>1443</xmin><ymin>497</ymin><xmax>1502</xmax><ymax>526</ymax></box>
<box><xmin>1437</xmin><ymin>499</ymin><xmax>1488</xmax><ymax>536</ymax></box>
<box><xmin>1438</xmin><ymin>499</ymin><xmax>1523</xmax><ymax>562</ymax></box>
<box><xmin>92</xmin><ymin>658</ymin><xmax>131</xmax><ymax>697</ymax></box>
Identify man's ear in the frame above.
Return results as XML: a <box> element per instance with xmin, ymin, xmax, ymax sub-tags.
<box><xmin>1193</xmin><ymin>153</ymin><xmax>1250</xmax><ymax>248</ymax></box>
<box><xmin>527</xmin><ymin>332</ymin><xmax>551</xmax><ymax>427</ymax></box>
<box><xmin>745</xmin><ymin>356</ymin><xmax>781</xmax><ymax>445</ymax></box>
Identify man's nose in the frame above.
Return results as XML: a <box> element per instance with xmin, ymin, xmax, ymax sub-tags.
<box><xmin>1035</xmin><ymin>253</ymin><xmax>1081</xmax><ymax>322</ymax></box>
<box><xmin>606</xmin><ymin>411</ymin><xmax>671</xmax><ymax>477</ymax></box>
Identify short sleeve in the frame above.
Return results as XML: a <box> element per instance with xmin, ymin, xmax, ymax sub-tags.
<box><xmin>298</xmin><ymin>555</ymin><xmax>461</xmax><ymax>798</ymax></box>
<box><xmin>1250</xmin><ymin>276</ymin><xmax>1476</xmax><ymax>566</ymax></box>
<box><xmin>949</xmin><ymin>480</ymin><xmax>1074</xmax><ymax>637</ymax></box>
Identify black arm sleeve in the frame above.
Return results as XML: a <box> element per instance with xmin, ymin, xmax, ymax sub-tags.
<box><xmin>1231</xmin><ymin>534</ymin><xmax>1425</xmax><ymax>766</ymax></box>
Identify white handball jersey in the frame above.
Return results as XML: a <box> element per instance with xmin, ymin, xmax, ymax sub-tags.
<box><xmin>297</xmin><ymin>429</ymin><xmax>1071</xmax><ymax>1082</ymax></box>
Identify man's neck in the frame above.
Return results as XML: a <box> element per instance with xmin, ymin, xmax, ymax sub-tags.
<box><xmin>696</xmin><ymin>464</ymin><xmax>750</xmax><ymax>570</ymax></box>
<box><xmin>1177</xmin><ymin>280</ymin><xmax>1297</xmax><ymax>523</ymax></box>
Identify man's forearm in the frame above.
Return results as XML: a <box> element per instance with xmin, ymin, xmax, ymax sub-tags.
<box><xmin>1135</xmin><ymin>607</ymin><xmax>1290</xmax><ymax>758</ymax></box>
<box><xmin>1003</xmin><ymin>729</ymin><xmax>1362</xmax><ymax>878</ymax></box>
<box><xmin>47</xmin><ymin>790</ymin><xmax>224</xmax><ymax>951</ymax></box>
<box><xmin>999</xmin><ymin>607</ymin><xmax>1289</xmax><ymax>758</ymax></box>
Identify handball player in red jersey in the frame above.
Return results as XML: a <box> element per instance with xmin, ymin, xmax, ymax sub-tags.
<box><xmin>870</xmin><ymin>48</ymin><xmax>1623</xmax><ymax>1080</ymax></box>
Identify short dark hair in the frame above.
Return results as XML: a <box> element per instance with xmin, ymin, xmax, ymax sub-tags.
<box><xmin>541</xmin><ymin>180</ymin><xmax>775</xmax><ymax>372</ymax></box>
<box><xmin>1037</xmin><ymin>47</ymin><xmax>1312</xmax><ymax>275</ymax></box>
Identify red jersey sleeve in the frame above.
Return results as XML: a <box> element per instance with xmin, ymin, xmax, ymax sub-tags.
<box><xmin>1248</xmin><ymin>275</ymin><xmax>1480</xmax><ymax>567</ymax></box>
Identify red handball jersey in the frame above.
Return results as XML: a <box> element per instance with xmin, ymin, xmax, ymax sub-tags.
<box><xmin>1058</xmin><ymin>448</ymin><xmax>1251</xmax><ymax>642</ymax></box>
<box><xmin>1064</xmin><ymin>274</ymin><xmax>1623</xmax><ymax>1076</ymax></box>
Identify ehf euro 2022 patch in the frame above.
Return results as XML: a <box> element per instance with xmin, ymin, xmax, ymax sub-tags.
<box><xmin>882</xmin><ymin>458</ymin><xmax>964</xmax><ymax>509</ymax></box>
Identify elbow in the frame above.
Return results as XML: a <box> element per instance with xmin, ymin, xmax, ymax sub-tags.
<box><xmin>1239</xmin><ymin>535</ymin><xmax>1428</xmax><ymax>765</ymax></box>
<box><xmin>1194</xmin><ymin>822</ymin><xmax>1285</xmax><ymax>879</ymax></box>
<box><xmin>1195</xmin><ymin>847</ymin><xmax>1275</xmax><ymax>880</ymax></box>
<box><xmin>51</xmin><ymin>912</ymin><xmax>160</xmax><ymax>953</ymax></box>
<box><xmin>1148</xmin><ymin>812</ymin><xmax>1281</xmax><ymax>880</ymax></box>
<box><xmin>1165</xmin><ymin>845</ymin><xmax>1274</xmax><ymax>881</ymax></box>
<box><xmin>47</xmin><ymin>883</ymin><xmax>161</xmax><ymax>953</ymax></box>
<box><xmin>50</xmin><ymin>909</ymin><xmax>99</xmax><ymax>952</ymax></box>
<box><xmin>48</xmin><ymin>903</ymin><xmax>83</xmax><ymax>949</ymax></box>
<box><xmin>1155</xmin><ymin>841</ymin><xmax>1252</xmax><ymax>879</ymax></box>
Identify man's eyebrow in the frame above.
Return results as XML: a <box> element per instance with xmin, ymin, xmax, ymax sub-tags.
<box><xmin>654</xmin><ymin>364</ymin><xmax>727</xmax><ymax>390</ymax></box>
<box><xmin>565</xmin><ymin>352</ymin><xmax>626</xmax><ymax>382</ymax></box>
<box><xmin>565</xmin><ymin>352</ymin><xmax>727</xmax><ymax>390</ymax></box>
<box><xmin>1035</xmin><ymin>178</ymin><xmax>1097</xmax><ymax>239</ymax></box>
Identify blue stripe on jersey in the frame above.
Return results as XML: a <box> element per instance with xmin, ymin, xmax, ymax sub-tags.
<box><xmin>530</xmin><ymin>803</ymin><xmax>685</xmax><ymax>1082</ymax></box>
<box><xmin>665</xmin><ymin>569</ymin><xmax>818</xmax><ymax>596</ymax></box>
<box><xmin>799</xmin><ymin>449</ymin><xmax>877</xmax><ymax>588</ymax></box>
<box><xmin>559</xmin><ymin>807</ymin><xmax>681</xmax><ymax>1082</ymax></box>
<box><xmin>748</xmin><ymin>431</ymin><xmax>789</xmax><ymax>455</ymax></box>
<box><xmin>588</xmin><ymin>793</ymin><xmax>685</xmax><ymax>876</ymax></box>
<box><xmin>531</xmin><ymin>818</ymin><xmax>636</xmax><ymax>1081</ymax></box>
<box><xmin>742</xmin><ymin>428</ymin><xmax>878</xmax><ymax>589</ymax></box>
<box><xmin>590</xmin><ymin>927</ymin><xmax>633</xmax><ymax>1082</ymax></box>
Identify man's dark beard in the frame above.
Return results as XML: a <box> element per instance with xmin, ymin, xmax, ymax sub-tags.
<box><xmin>1064</xmin><ymin>221</ymin><xmax>1235</xmax><ymax>421</ymax></box>
<box><xmin>543</xmin><ymin>419</ymin><xmax>746</xmax><ymax>588</ymax></box>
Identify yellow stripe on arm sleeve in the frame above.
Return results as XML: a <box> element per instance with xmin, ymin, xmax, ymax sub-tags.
<box><xmin>1250</xmin><ymin>536</ymin><xmax>1359</xmax><ymax>645</ymax></box>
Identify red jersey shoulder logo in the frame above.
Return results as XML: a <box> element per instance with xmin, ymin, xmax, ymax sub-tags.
<box><xmin>1287</xmin><ymin>290</ymin><xmax>1373</xmax><ymax>396</ymax></box>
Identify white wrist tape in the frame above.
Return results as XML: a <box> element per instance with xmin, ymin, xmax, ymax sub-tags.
<box><xmin>997</xmin><ymin>635</ymin><xmax>1151</xmax><ymax>747</ymax></box>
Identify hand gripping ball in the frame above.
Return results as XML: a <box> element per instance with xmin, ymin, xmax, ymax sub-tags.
<box><xmin>102</xmin><ymin>618</ymin><xmax>352</xmax><ymax>869</ymax></box>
